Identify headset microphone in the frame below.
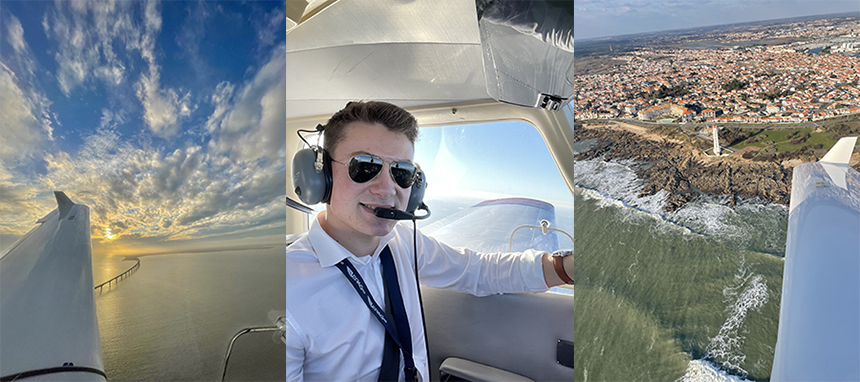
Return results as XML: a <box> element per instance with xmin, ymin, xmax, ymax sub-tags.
<box><xmin>374</xmin><ymin>203</ymin><xmax>431</xmax><ymax>221</ymax></box>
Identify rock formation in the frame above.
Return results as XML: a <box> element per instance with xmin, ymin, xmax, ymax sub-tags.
<box><xmin>575</xmin><ymin>126</ymin><xmax>791</xmax><ymax>211</ymax></box>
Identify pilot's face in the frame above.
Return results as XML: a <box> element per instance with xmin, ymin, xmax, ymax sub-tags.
<box><xmin>325</xmin><ymin>121</ymin><xmax>414</xmax><ymax>242</ymax></box>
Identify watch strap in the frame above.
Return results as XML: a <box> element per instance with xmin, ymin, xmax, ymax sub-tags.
<box><xmin>552</xmin><ymin>253</ymin><xmax>573</xmax><ymax>284</ymax></box>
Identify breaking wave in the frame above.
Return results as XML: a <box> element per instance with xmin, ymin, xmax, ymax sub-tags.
<box><xmin>678</xmin><ymin>359</ymin><xmax>754</xmax><ymax>382</ymax></box>
<box><xmin>705</xmin><ymin>262</ymin><xmax>770</xmax><ymax>376</ymax></box>
<box><xmin>574</xmin><ymin>158</ymin><xmax>787</xmax><ymax>251</ymax></box>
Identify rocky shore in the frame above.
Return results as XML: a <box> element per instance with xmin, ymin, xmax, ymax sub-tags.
<box><xmin>575</xmin><ymin>124</ymin><xmax>792</xmax><ymax>211</ymax></box>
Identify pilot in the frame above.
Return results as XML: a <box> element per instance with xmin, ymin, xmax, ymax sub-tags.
<box><xmin>285</xmin><ymin>101</ymin><xmax>573</xmax><ymax>381</ymax></box>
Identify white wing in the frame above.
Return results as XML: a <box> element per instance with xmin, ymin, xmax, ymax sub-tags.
<box><xmin>0</xmin><ymin>192</ymin><xmax>105</xmax><ymax>381</ymax></box>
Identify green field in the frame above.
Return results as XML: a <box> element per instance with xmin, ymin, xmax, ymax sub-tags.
<box><xmin>730</xmin><ymin>128</ymin><xmax>835</xmax><ymax>152</ymax></box>
<box><xmin>727</xmin><ymin>118</ymin><xmax>860</xmax><ymax>154</ymax></box>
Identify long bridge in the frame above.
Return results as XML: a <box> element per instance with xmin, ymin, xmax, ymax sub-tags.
<box><xmin>94</xmin><ymin>258</ymin><xmax>140</xmax><ymax>293</ymax></box>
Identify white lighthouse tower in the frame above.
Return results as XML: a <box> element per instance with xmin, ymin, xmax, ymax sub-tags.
<box><xmin>712</xmin><ymin>125</ymin><xmax>721</xmax><ymax>156</ymax></box>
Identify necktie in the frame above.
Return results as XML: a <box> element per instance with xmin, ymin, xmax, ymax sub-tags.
<box><xmin>378</xmin><ymin>259</ymin><xmax>400</xmax><ymax>382</ymax></box>
<box><xmin>380</xmin><ymin>247</ymin><xmax>417</xmax><ymax>382</ymax></box>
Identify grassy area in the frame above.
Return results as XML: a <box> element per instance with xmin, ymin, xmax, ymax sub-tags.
<box><xmin>573</xmin><ymin>56</ymin><xmax>629</xmax><ymax>76</ymax></box>
<box><xmin>729</xmin><ymin>127</ymin><xmax>833</xmax><ymax>152</ymax></box>
<box><xmin>722</xmin><ymin>119</ymin><xmax>860</xmax><ymax>154</ymax></box>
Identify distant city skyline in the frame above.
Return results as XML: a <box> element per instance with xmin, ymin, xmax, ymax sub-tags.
<box><xmin>575</xmin><ymin>0</ymin><xmax>859</xmax><ymax>40</ymax></box>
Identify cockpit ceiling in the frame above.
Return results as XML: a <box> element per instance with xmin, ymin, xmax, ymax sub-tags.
<box><xmin>286</xmin><ymin>0</ymin><xmax>488</xmax><ymax>120</ymax></box>
<box><xmin>285</xmin><ymin>0</ymin><xmax>574</xmax><ymax>120</ymax></box>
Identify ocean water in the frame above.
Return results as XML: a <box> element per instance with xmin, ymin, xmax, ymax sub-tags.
<box><xmin>573</xmin><ymin>155</ymin><xmax>786</xmax><ymax>381</ymax></box>
<box><xmin>92</xmin><ymin>248</ymin><xmax>285</xmax><ymax>381</ymax></box>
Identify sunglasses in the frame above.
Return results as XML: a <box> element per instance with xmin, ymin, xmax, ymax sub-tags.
<box><xmin>331</xmin><ymin>154</ymin><xmax>419</xmax><ymax>188</ymax></box>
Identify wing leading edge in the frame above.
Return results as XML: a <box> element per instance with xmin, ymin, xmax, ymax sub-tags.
<box><xmin>772</xmin><ymin>137</ymin><xmax>860</xmax><ymax>381</ymax></box>
<box><xmin>0</xmin><ymin>192</ymin><xmax>106</xmax><ymax>381</ymax></box>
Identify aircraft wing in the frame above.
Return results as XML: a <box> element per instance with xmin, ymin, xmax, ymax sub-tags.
<box><xmin>418</xmin><ymin>197</ymin><xmax>574</xmax><ymax>381</ymax></box>
<box><xmin>422</xmin><ymin>197</ymin><xmax>567</xmax><ymax>254</ymax></box>
<box><xmin>771</xmin><ymin>137</ymin><xmax>860</xmax><ymax>381</ymax></box>
<box><xmin>0</xmin><ymin>192</ymin><xmax>105</xmax><ymax>381</ymax></box>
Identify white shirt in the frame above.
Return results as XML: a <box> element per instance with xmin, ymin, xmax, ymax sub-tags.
<box><xmin>285</xmin><ymin>215</ymin><xmax>549</xmax><ymax>382</ymax></box>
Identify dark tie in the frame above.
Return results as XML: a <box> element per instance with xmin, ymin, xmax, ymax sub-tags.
<box><xmin>379</xmin><ymin>246</ymin><xmax>417</xmax><ymax>382</ymax></box>
<box><xmin>378</xmin><ymin>259</ymin><xmax>400</xmax><ymax>382</ymax></box>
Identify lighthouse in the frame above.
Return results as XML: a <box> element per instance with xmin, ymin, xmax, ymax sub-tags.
<box><xmin>712</xmin><ymin>125</ymin><xmax>721</xmax><ymax>156</ymax></box>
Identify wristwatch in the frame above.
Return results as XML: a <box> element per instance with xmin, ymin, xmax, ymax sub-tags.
<box><xmin>552</xmin><ymin>250</ymin><xmax>573</xmax><ymax>285</ymax></box>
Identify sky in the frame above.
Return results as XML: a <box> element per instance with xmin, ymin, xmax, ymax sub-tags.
<box><xmin>0</xmin><ymin>1</ymin><xmax>287</xmax><ymax>256</ymax></box>
<box><xmin>575</xmin><ymin>0</ymin><xmax>860</xmax><ymax>40</ymax></box>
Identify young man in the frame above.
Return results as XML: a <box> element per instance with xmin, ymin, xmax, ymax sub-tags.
<box><xmin>285</xmin><ymin>101</ymin><xmax>573</xmax><ymax>381</ymax></box>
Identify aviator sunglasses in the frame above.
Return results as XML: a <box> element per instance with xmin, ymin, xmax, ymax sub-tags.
<box><xmin>331</xmin><ymin>154</ymin><xmax>419</xmax><ymax>188</ymax></box>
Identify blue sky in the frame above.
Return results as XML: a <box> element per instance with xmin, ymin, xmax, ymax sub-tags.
<box><xmin>575</xmin><ymin>0</ymin><xmax>860</xmax><ymax>40</ymax></box>
<box><xmin>1</xmin><ymin>1</ymin><xmax>287</xmax><ymax>255</ymax></box>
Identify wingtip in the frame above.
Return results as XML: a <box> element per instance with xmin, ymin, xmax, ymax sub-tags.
<box><xmin>54</xmin><ymin>191</ymin><xmax>75</xmax><ymax>219</ymax></box>
<box><xmin>820</xmin><ymin>137</ymin><xmax>858</xmax><ymax>165</ymax></box>
<box><xmin>54</xmin><ymin>191</ymin><xmax>74</xmax><ymax>206</ymax></box>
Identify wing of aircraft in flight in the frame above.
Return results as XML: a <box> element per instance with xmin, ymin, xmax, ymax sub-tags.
<box><xmin>420</xmin><ymin>197</ymin><xmax>574</xmax><ymax>381</ymax></box>
<box><xmin>0</xmin><ymin>192</ymin><xmax>106</xmax><ymax>381</ymax></box>
<box><xmin>771</xmin><ymin>137</ymin><xmax>860</xmax><ymax>381</ymax></box>
<box><xmin>422</xmin><ymin>198</ymin><xmax>565</xmax><ymax>254</ymax></box>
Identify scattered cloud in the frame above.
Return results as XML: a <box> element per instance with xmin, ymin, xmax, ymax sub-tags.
<box><xmin>206</xmin><ymin>44</ymin><xmax>286</xmax><ymax>163</ymax></box>
<box><xmin>1</xmin><ymin>1</ymin><xmax>286</xmax><ymax>254</ymax></box>
<box><xmin>0</xmin><ymin>63</ymin><xmax>54</xmax><ymax>161</ymax></box>
<box><xmin>6</xmin><ymin>14</ymin><xmax>26</xmax><ymax>53</ymax></box>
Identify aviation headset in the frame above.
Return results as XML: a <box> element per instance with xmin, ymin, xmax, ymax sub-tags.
<box><xmin>291</xmin><ymin>124</ymin><xmax>428</xmax><ymax>217</ymax></box>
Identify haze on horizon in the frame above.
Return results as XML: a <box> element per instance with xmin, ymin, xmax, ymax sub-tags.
<box><xmin>575</xmin><ymin>0</ymin><xmax>859</xmax><ymax>41</ymax></box>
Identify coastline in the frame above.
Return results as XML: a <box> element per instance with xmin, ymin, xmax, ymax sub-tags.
<box><xmin>574</xmin><ymin>123</ymin><xmax>793</xmax><ymax>211</ymax></box>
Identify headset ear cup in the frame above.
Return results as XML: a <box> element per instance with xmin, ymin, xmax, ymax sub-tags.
<box><xmin>406</xmin><ymin>169</ymin><xmax>426</xmax><ymax>214</ymax></box>
<box><xmin>292</xmin><ymin>147</ymin><xmax>332</xmax><ymax>205</ymax></box>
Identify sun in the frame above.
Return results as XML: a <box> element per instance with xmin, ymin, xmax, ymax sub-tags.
<box><xmin>104</xmin><ymin>227</ymin><xmax>115</xmax><ymax>240</ymax></box>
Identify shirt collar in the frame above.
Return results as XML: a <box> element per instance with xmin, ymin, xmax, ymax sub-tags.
<box><xmin>308</xmin><ymin>211</ymin><xmax>397</xmax><ymax>268</ymax></box>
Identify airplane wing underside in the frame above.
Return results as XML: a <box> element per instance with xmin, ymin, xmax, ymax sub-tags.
<box><xmin>0</xmin><ymin>192</ymin><xmax>105</xmax><ymax>381</ymax></box>
<box><xmin>772</xmin><ymin>137</ymin><xmax>860</xmax><ymax>381</ymax></box>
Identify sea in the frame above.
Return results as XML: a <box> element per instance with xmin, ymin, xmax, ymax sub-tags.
<box><xmin>573</xmin><ymin>139</ymin><xmax>787</xmax><ymax>382</ymax></box>
<box><xmin>92</xmin><ymin>247</ymin><xmax>285</xmax><ymax>381</ymax></box>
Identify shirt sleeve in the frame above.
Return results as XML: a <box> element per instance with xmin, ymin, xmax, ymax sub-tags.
<box><xmin>415</xmin><ymin>231</ymin><xmax>549</xmax><ymax>296</ymax></box>
<box><xmin>285</xmin><ymin>312</ymin><xmax>305</xmax><ymax>382</ymax></box>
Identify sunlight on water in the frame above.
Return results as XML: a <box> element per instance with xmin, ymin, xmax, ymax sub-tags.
<box><xmin>94</xmin><ymin>248</ymin><xmax>284</xmax><ymax>381</ymax></box>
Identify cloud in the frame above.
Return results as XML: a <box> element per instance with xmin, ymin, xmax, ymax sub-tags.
<box><xmin>42</xmin><ymin>0</ymin><xmax>194</xmax><ymax>136</ymax></box>
<box><xmin>135</xmin><ymin>69</ymin><xmax>194</xmax><ymax>137</ymax></box>
<box><xmin>6</xmin><ymin>14</ymin><xmax>26</xmax><ymax>53</ymax></box>
<box><xmin>6</xmin><ymin>123</ymin><xmax>285</xmax><ymax>244</ymax></box>
<box><xmin>1</xmin><ymin>1</ymin><xmax>286</xmax><ymax>252</ymax></box>
<box><xmin>253</xmin><ymin>6</ymin><xmax>286</xmax><ymax>50</ymax></box>
<box><xmin>0</xmin><ymin>64</ymin><xmax>53</xmax><ymax>160</ymax></box>
<box><xmin>206</xmin><ymin>45</ymin><xmax>286</xmax><ymax>163</ymax></box>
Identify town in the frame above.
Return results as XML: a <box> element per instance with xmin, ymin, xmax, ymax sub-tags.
<box><xmin>574</xmin><ymin>15</ymin><xmax>860</xmax><ymax>127</ymax></box>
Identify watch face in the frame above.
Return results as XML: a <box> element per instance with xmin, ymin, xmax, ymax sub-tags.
<box><xmin>553</xmin><ymin>249</ymin><xmax>573</xmax><ymax>257</ymax></box>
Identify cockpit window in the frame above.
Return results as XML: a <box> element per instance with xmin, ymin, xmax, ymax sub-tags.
<box><xmin>414</xmin><ymin>120</ymin><xmax>573</xmax><ymax>247</ymax></box>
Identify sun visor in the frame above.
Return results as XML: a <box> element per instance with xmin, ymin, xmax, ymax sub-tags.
<box><xmin>477</xmin><ymin>0</ymin><xmax>574</xmax><ymax>111</ymax></box>
<box><xmin>284</xmin><ymin>0</ymin><xmax>573</xmax><ymax>120</ymax></box>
